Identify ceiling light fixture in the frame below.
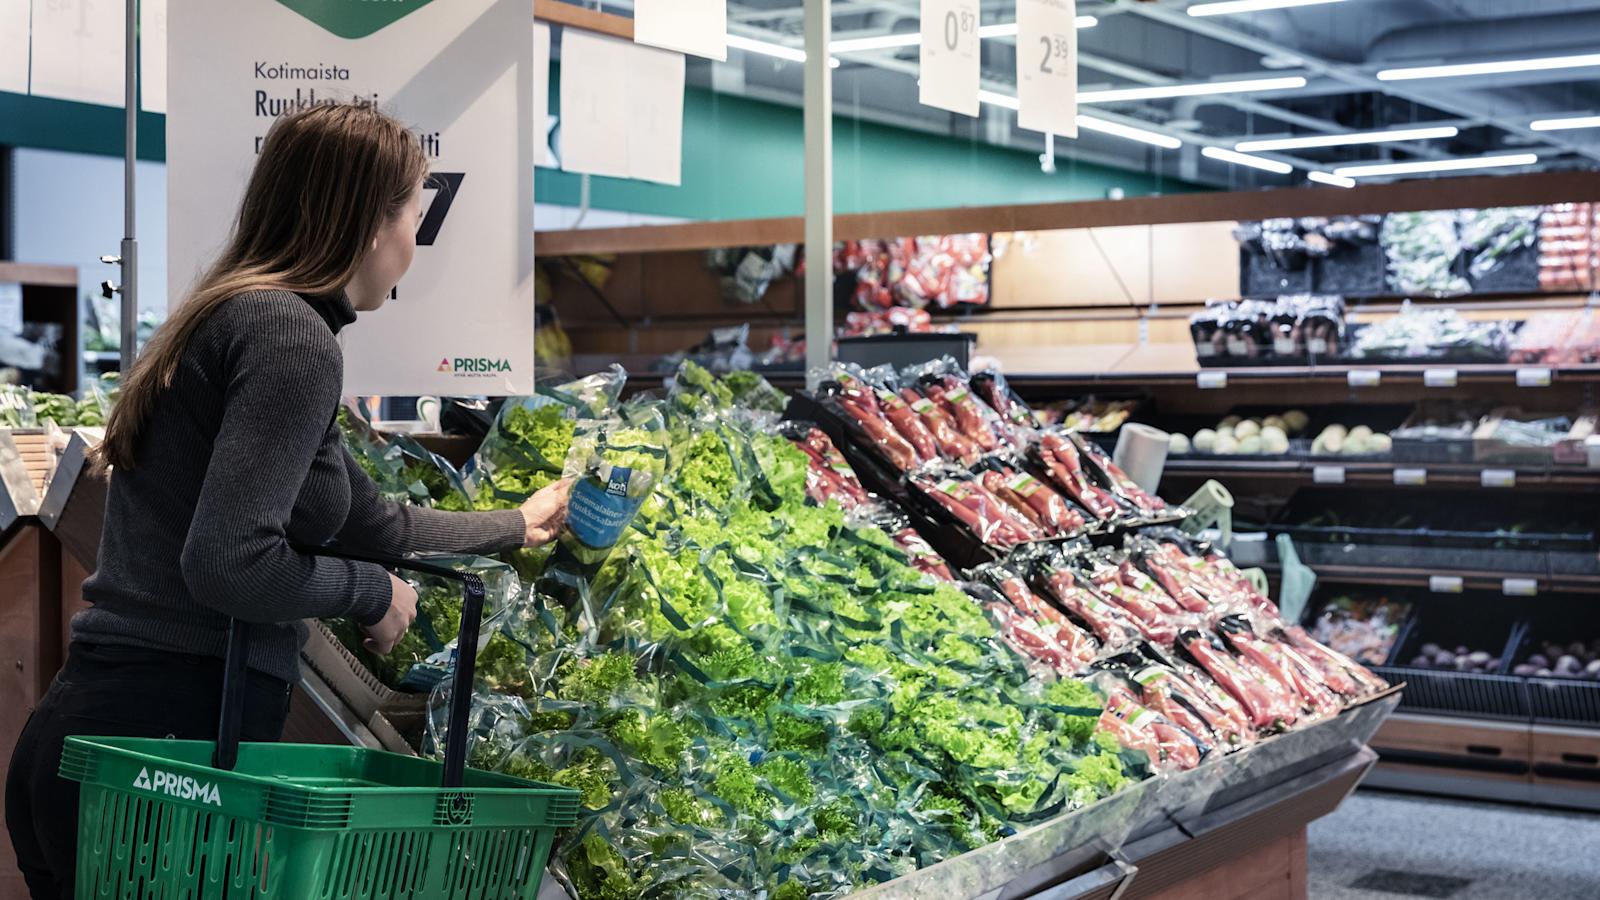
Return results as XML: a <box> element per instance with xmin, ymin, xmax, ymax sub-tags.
<box><xmin>1531</xmin><ymin>114</ymin><xmax>1600</xmax><ymax>132</ymax></box>
<box><xmin>1377</xmin><ymin>52</ymin><xmax>1600</xmax><ymax>81</ymax></box>
<box><xmin>1307</xmin><ymin>171</ymin><xmax>1356</xmax><ymax>188</ymax></box>
<box><xmin>1078</xmin><ymin>75</ymin><xmax>1306</xmax><ymax>104</ymax></box>
<box><xmin>977</xmin><ymin>91</ymin><xmax>1183</xmax><ymax>148</ymax></box>
<box><xmin>726</xmin><ymin>34</ymin><xmax>840</xmax><ymax>67</ymax></box>
<box><xmin>832</xmin><ymin>16</ymin><xmax>1095</xmax><ymax>53</ymax></box>
<box><xmin>1188</xmin><ymin>0</ymin><xmax>1345</xmax><ymax>17</ymax></box>
<box><xmin>1333</xmin><ymin>153</ymin><xmax>1539</xmax><ymax>178</ymax></box>
<box><xmin>1202</xmin><ymin>146</ymin><xmax>1294</xmax><ymax>174</ymax></box>
<box><xmin>1235</xmin><ymin>125</ymin><xmax>1459</xmax><ymax>152</ymax></box>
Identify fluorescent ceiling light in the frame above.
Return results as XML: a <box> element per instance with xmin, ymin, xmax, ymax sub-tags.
<box><xmin>1333</xmin><ymin>153</ymin><xmax>1539</xmax><ymax>178</ymax></box>
<box><xmin>1236</xmin><ymin>125</ymin><xmax>1458</xmax><ymax>152</ymax></box>
<box><xmin>1189</xmin><ymin>0</ymin><xmax>1344</xmax><ymax>16</ymax></box>
<box><xmin>1377</xmin><ymin>52</ymin><xmax>1600</xmax><ymax>81</ymax></box>
<box><xmin>1202</xmin><ymin>145</ymin><xmax>1294</xmax><ymax>174</ymax></box>
<box><xmin>1078</xmin><ymin>75</ymin><xmax>1306</xmax><ymax>104</ymax></box>
<box><xmin>1531</xmin><ymin>114</ymin><xmax>1600</xmax><ymax>132</ymax></box>
<box><xmin>832</xmin><ymin>16</ymin><xmax>1095</xmax><ymax>53</ymax></box>
<box><xmin>977</xmin><ymin>91</ymin><xmax>1182</xmax><ymax>149</ymax></box>
<box><xmin>1077</xmin><ymin>115</ymin><xmax>1184</xmax><ymax>149</ymax></box>
<box><xmin>726</xmin><ymin>34</ymin><xmax>839</xmax><ymax>67</ymax></box>
<box><xmin>1307</xmin><ymin>171</ymin><xmax>1356</xmax><ymax>188</ymax></box>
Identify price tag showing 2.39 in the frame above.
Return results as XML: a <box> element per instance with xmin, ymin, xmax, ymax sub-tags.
<box><xmin>1016</xmin><ymin>0</ymin><xmax>1079</xmax><ymax>138</ymax></box>
<box><xmin>920</xmin><ymin>0</ymin><xmax>980</xmax><ymax>116</ymax></box>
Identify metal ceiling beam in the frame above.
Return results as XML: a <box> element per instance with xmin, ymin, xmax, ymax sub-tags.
<box><xmin>1125</xmin><ymin>3</ymin><xmax>1600</xmax><ymax>168</ymax></box>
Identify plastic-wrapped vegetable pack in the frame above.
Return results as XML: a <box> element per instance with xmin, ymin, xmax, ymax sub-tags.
<box><xmin>422</xmin><ymin>370</ymin><xmax>1142</xmax><ymax>900</ymax></box>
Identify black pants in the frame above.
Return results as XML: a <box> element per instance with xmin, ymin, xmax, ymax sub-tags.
<box><xmin>5</xmin><ymin>642</ymin><xmax>291</xmax><ymax>900</ymax></box>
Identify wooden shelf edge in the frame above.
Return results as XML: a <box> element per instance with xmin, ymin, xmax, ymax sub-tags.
<box><xmin>0</xmin><ymin>262</ymin><xmax>78</xmax><ymax>288</ymax></box>
<box><xmin>533</xmin><ymin>0</ymin><xmax>633</xmax><ymax>39</ymax></box>
<box><xmin>533</xmin><ymin>170</ymin><xmax>1600</xmax><ymax>258</ymax></box>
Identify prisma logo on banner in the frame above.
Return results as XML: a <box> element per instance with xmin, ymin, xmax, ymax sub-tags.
<box><xmin>168</xmin><ymin>0</ymin><xmax>535</xmax><ymax>395</ymax></box>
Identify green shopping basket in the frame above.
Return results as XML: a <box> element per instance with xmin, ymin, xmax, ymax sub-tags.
<box><xmin>59</xmin><ymin>550</ymin><xmax>581</xmax><ymax>899</ymax></box>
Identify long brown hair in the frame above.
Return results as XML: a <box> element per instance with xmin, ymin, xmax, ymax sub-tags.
<box><xmin>98</xmin><ymin>103</ymin><xmax>429</xmax><ymax>470</ymax></box>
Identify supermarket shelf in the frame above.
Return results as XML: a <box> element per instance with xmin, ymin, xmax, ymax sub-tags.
<box><xmin>1267</xmin><ymin>561</ymin><xmax>1600</xmax><ymax>595</ymax></box>
<box><xmin>1162</xmin><ymin>458</ymin><xmax>1600</xmax><ymax>489</ymax></box>
<box><xmin>1368</xmin><ymin>712</ymin><xmax>1600</xmax><ymax>811</ymax></box>
<box><xmin>1003</xmin><ymin>353</ymin><xmax>1600</xmax><ymax>388</ymax></box>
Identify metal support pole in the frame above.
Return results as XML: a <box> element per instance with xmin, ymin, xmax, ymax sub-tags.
<box><xmin>802</xmin><ymin>0</ymin><xmax>832</xmax><ymax>390</ymax></box>
<box><xmin>120</xmin><ymin>0</ymin><xmax>139</xmax><ymax>375</ymax></box>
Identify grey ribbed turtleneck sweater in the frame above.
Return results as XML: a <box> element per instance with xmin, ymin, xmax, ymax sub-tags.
<box><xmin>74</xmin><ymin>290</ymin><xmax>526</xmax><ymax>682</ymax></box>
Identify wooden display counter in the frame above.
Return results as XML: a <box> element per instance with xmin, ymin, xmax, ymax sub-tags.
<box><xmin>1368</xmin><ymin>712</ymin><xmax>1600</xmax><ymax>810</ymax></box>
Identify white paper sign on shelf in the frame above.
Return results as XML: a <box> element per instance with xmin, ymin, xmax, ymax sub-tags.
<box><xmin>920</xmin><ymin>0</ymin><xmax>980</xmax><ymax>116</ymax></box>
<box><xmin>1516</xmin><ymin>367</ymin><xmax>1553</xmax><ymax>387</ymax></box>
<box><xmin>1016</xmin><ymin>0</ymin><xmax>1078</xmax><ymax>137</ymax></box>
<box><xmin>1502</xmin><ymin>577</ymin><xmax>1538</xmax><ymax>597</ymax></box>
<box><xmin>1393</xmin><ymin>467</ymin><xmax>1428</xmax><ymax>486</ymax></box>
<box><xmin>559</xmin><ymin>32</ymin><xmax>686</xmax><ymax>185</ymax></box>
<box><xmin>534</xmin><ymin>22</ymin><xmax>552</xmax><ymax>168</ymax></box>
<box><xmin>634</xmin><ymin>0</ymin><xmax>726</xmax><ymax>62</ymax></box>
<box><xmin>1346</xmin><ymin>369</ymin><xmax>1382</xmax><ymax>388</ymax></box>
<box><xmin>1424</xmin><ymin>368</ymin><xmax>1458</xmax><ymax>388</ymax></box>
<box><xmin>168</xmin><ymin>0</ymin><xmax>535</xmax><ymax>396</ymax></box>
<box><xmin>1481</xmin><ymin>468</ymin><xmax>1516</xmax><ymax>488</ymax></box>
<box><xmin>0</xmin><ymin>283</ymin><xmax>22</xmax><ymax>335</ymax></box>
<box><xmin>1312</xmin><ymin>465</ymin><xmax>1345</xmax><ymax>485</ymax></box>
<box><xmin>1197</xmin><ymin>371</ymin><xmax>1227</xmax><ymax>390</ymax></box>
<box><xmin>30</xmin><ymin>0</ymin><xmax>126</xmax><ymax>107</ymax></box>
<box><xmin>140</xmin><ymin>0</ymin><xmax>168</xmax><ymax>113</ymax></box>
<box><xmin>1428</xmin><ymin>575</ymin><xmax>1464</xmax><ymax>594</ymax></box>
<box><xmin>0</xmin><ymin>0</ymin><xmax>28</xmax><ymax>93</ymax></box>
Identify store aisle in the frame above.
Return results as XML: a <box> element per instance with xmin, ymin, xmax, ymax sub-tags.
<box><xmin>1308</xmin><ymin>789</ymin><xmax>1600</xmax><ymax>899</ymax></box>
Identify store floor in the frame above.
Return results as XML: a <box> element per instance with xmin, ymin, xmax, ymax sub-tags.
<box><xmin>1307</xmin><ymin>788</ymin><xmax>1600</xmax><ymax>899</ymax></box>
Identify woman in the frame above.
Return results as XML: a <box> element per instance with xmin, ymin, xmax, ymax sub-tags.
<box><xmin>4</xmin><ymin>103</ymin><xmax>569</xmax><ymax>898</ymax></box>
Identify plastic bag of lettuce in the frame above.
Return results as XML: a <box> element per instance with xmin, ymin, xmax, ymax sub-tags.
<box><xmin>471</xmin><ymin>365</ymin><xmax>625</xmax><ymax>509</ymax></box>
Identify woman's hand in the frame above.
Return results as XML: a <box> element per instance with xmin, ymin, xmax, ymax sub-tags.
<box><xmin>363</xmin><ymin>572</ymin><xmax>418</xmax><ymax>655</ymax></box>
<box><xmin>520</xmin><ymin>478</ymin><xmax>573</xmax><ymax>548</ymax></box>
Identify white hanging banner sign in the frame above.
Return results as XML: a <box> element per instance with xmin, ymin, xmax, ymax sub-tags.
<box><xmin>534</xmin><ymin>22</ymin><xmax>553</xmax><ymax>167</ymax></box>
<box><xmin>1016</xmin><ymin>0</ymin><xmax>1078</xmax><ymax>137</ymax></box>
<box><xmin>919</xmin><ymin>0</ymin><xmax>979</xmax><ymax>117</ymax></box>
<box><xmin>634</xmin><ymin>0</ymin><xmax>726</xmax><ymax>62</ymax></box>
<box><xmin>0</xmin><ymin>0</ymin><xmax>28</xmax><ymax>94</ymax></box>
<box><xmin>168</xmin><ymin>0</ymin><xmax>535</xmax><ymax>395</ymax></box>
<box><xmin>559</xmin><ymin>31</ymin><xmax>685</xmax><ymax>186</ymax></box>
<box><xmin>29</xmin><ymin>0</ymin><xmax>126</xmax><ymax>107</ymax></box>
<box><xmin>141</xmin><ymin>0</ymin><xmax>168</xmax><ymax>113</ymax></box>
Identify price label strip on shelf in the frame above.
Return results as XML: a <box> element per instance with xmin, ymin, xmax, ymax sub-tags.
<box><xmin>1502</xmin><ymin>577</ymin><xmax>1538</xmax><ymax>597</ymax></box>
<box><xmin>1312</xmin><ymin>465</ymin><xmax>1346</xmax><ymax>485</ymax></box>
<box><xmin>1393</xmin><ymin>467</ymin><xmax>1428</xmax><ymax>486</ymax></box>
<box><xmin>920</xmin><ymin>0</ymin><xmax>981</xmax><ymax>116</ymax></box>
<box><xmin>1274</xmin><ymin>337</ymin><xmax>1297</xmax><ymax>356</ymax></box>
<box><xmin>1429</xmin><ymin>575</ymin><xmax>1464</xmax><ymax>594</ymax></box>
<box><xmin>1516</xmin><ymin>367</ymin><xmax>1553</xmax><ymax>388</ymax></box>
<box><xmin>1197</xmin><ymin>371</ymin><xmax>1227</xmax><ymax>390</ymax></box>
<box><xmin>1347</xmin><ymin>369</ymin><xmax>1382</xmax><ymax>388</ymax></box>
<box><xmin>1424</xmin><ymin>368</ymin><xmax>1458</xmax><ymax>388</ymax></box>
<box><xmin>1481</xmin><ymin>468</ymin><xmax>1516</xmax><ymax>488</ymax></box>
<box><xmin>1016</xmin><ymin>0</ymin><xmax>1079</xmax><ymax>138</ymax></box>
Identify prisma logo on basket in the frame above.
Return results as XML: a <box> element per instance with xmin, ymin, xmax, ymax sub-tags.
<box><xmin>132</xmin><ymin>767</ymin><xmax>223</xmax><ymax>806</ymax></box>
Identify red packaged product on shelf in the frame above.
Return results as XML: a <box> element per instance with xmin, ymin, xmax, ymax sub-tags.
<box><xmin>790</xmin><ymin>427</ymin><xmax>872</xmax><ymax>509</ymax></box>
<box><xmin>902</xmin><ymin>387</ymin><xmax>982</xmax><ymax>464</ymax></box>
<box><xmin>1100</xmin><ymin>687</ymin><xmax>1204</xmax><ymax>772</ymax></box>
<box><xmin>910</xmin><ymin>470</ymin><xmax>1042</xmax><ymax>548</ymax></box>
<box><xmin>828</xmin><ymin>372</ymin><xmax>921</xmax><ymax>472</ymax></box>
<box><xmin>924</xmin><ymin>379</ymin><xmax>1003</xmax><ymax>452</ymax></box>
<box><xmin>1178</xmin><ymin>629</ymin><xmax>1299</xmax><ymax>729</ymax></box>
<box><xmin>980</xmin><ymin>459</ymin><xmax>1087</xmax><ymax>537</ymax></box>
<box><xmin>1220</xmin><ymin>619</ymin><xmax>1342</xmax><ymax>719</ymax></box>
<box><xmin>892</xmin><ymin>525</ymin><xmax>955</xmax><ymax>581</ymax></box>
<box><xmin>872</xmin><ymin>386</ymin><xmax>939</xmax><ymax>462</ymax></box>
<box><xmin>1040</xmin><ymin>565</ymin><xmax>1142</xmax><ymax>651</ymax></box>
<box><xmin>1071</xmin><ymin>433</ymin><xmax>1168</xmax><ymax>514</ymax></box>
<box><xmin>1037</xmin><ymin>431</ymin><xmax>1125</xmax><ymax>521</ymax></box>
<box><xmin>1082</xmin><ymin>556</ymin><xmax>1179</xmax><ymax>645</ymax></box>
<box><xmin>985</xmin><ymin>567</ymin><xmax>1098</xmax><ymax>669</ymax></box>
<box><xmin>982</xmin><ymin>598</ymin><xmax>1078</xmax><ymax>675</ymax></box>
<box><xmin>1280</xmin><ymin>625</ymin><xmax>1390</xmax><ymax>696</ymax></box>
<box><xmin>1130</xmin><ymin>661</ymin><xmax>1256</xmax><ymax>748</ymax></box>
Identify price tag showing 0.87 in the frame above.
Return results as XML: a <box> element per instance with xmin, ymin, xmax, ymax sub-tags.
<box><xmin>920</xmin><ymin>0</ymin><xmax>980</xmax><ymax>116</ymax></box>
<box><xmin>1016</xmin><ymin>0</ymin><xmax>1079</xmax><ymax>138</ymax></box>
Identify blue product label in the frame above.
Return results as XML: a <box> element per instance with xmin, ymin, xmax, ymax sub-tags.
<box><xmin>568</xmin><ymin>466</ymin><xmax>644</xmax><ymax>550</ymax></box>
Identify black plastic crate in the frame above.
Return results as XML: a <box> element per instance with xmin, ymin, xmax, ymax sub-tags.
<box><xmin>1373</xmin><ymin>667</ymin><xmax>1530</xmax><ymax>721</ymax></box>
<box><xmin>1526</xmin><ymin>678</ymin><xmax>1600</xmax><ymax>727</ymax></box>
<box><xmin>1273</xmin><ymin>487</ymin><xmax>1596</xmax><ymax>554</ymax></box>
<box><xmin>1389</xmin><ymin>400</ymin><xmax>1489</xmax><ymax>465</ymax></box>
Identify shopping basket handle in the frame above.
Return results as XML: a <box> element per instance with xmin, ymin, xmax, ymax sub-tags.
<box><xmin>212</xmin><ymin>545</ymin><xmax>487</xmax><ymax>789</ymax></box>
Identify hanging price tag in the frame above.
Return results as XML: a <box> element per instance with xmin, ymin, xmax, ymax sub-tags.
<box><xmin>1347</xmin><ymin>369</ymin><xmax>1382</xmax><ymax>388</ymax></box>
<box><xmin>1016</xmin><ymin>0</ymin><xmax>1079</xmax><ymax>138</ymax></box>
<box><xmin>920</xmin><ymin>0</ymin><xmax>981</xmax><ymax>116</ymax></box>
<box><xmin>1429</xmin><ymin>575</ymin><xmax>1464</xmax><ymax>594</ymax></box>
<box><xmin>1312</xmin><ymin>465</ymin><xmax>1346</xmax><ymax>485</ymax></box>
<box><xmin>1393</xmin><ymin>467</ymin><xmax>1428</xmax><ymax>486</ymax></box>
<box><xmin>1481</xmin><ymin>468</ymin><xmax>1516</xmax><ymax>488</ymax></box>
<box><xmin>1516</xmin><ymin>367</ymin><xmax>1553</xmax><ymax>388</ymax></box>
<box><xmin>1197</xmin><ymin>371</ymin><xmax>1227</xmax><ymax>390</ymax></box>
<box><xmin>1424</xmin><ymin>368</ymin><xmax>1458</xmax><ymax>388</ymax></box>
<box><xmin>1502</xmin><ymin>577</ymin><xmax>1538</xmax><ymax>597</ymax></box>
